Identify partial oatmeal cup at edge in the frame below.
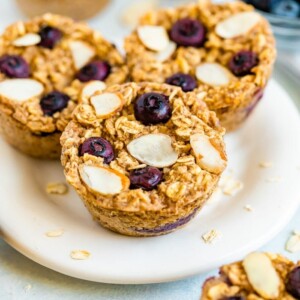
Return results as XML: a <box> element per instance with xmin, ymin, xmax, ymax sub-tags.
<box><xmin>61</xmin><ymin>82</ymin><xmax>227</xmax><ymax>237</ymax></box>
<box><xmin>124</xmin><ymin>0</ymin><xmax>276</xmax><ymax>131</ymax></box>
<box><xmin>0</xmin><ymin>14</ymin><xmax>127</xmax><ymax>159</ymax></box>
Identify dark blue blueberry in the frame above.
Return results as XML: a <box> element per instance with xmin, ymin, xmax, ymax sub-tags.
<box><xmin>40</xmin><ymin>91</ymin><xmax>70</xmax><ymax>116</ymax></box>
<box><xmin>229</xmin><ymin>51</ymin><xmax>259</xmax><ymax>77</ymax></box>
<box><xmin>38</xmin><ymin>26</ymin><xmax>63</xmax><ymax>49</ymax></box>
<box><xmin>271</xmin><ymin>0</ymin><xmax>300</xmax><ymax>17</ymax></box>
<box><xmin>76</xmin><ymin>61</ymin><xmax>111</xmax><ymax>82</ymax></box>
<box><xmin>79</xmin><ymin>137</ymin><xmax>115</xmax><ymax>164</ymax></box>
<box><xmin>243</xmin><ymin>0</ymin><xmax>281</xmax><ymax>12</ymax></box>
<box><xmin>286</xmin><ymin>266</ymin><xmax>300</xmax><ymax>298</ymax></box>
<box><xmin>170</xmin><ymin>18</ymin><xmax>206</xmax><ymax>47</ymax></box>
<box><xmin>134</xmin><ymin>92</ymin><xmax>172</xmax><ymax>125</ymax></box>
<box><xmin>0</xmin><ymin>55</ymin><xmax>30</xmax><ymax>78</ymax></box>
<box><xmin>129</xmin><ymin>166</ymin><xmax>163</xmax><ymax>191</ymax></box>
<box><xmin>165</xmin><ymin>73</ymin><xmax>197</xmax><ymax>92</ymax></box>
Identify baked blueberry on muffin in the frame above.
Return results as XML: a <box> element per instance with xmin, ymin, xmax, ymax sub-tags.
<box><xmin>61</xmin><ymin>82</ymin><xmax>227</xmax><ymax>236</ymax></box>
<box><xmin>201</xmin><ymin>252</ymin><xmax>300</xmax><ymax>300</ymax></box>
<box><xmin>0</xmin><ymin>14</ymin><xmax>127</xmax><ymax>159</ymax></box>
<box><xmin>124</xmin><ymin>0</ymin><xmax>276</xmax><ymax>131</ymax></box>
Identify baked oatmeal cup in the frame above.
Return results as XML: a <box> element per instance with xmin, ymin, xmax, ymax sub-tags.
<box><xmin>124</xmin><ymin>0</ymin><xmax>276</xmax><ymax>131</ymax></box>
<box><xmin>0</xmin><ymin>14</ymin><xmax>127</xmax><ymax>159</ymax></box>
<box><xmin>61</xmin><ymin>82</ymin><xmax>227</xmax><ymax>237</ymax></box>
<box><xmin>201</xmin><ymin>252</ymin><xmax>300</xmax><ymax>300</ymax></box>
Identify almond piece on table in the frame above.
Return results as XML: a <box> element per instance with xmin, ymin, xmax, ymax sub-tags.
<box><xmin>215</xmin><ymin>12</ymin><xmax>261</xmax><ymax>39</ymax></box>
<box><xmin>127</xmin><ymin>133</ymin><xmax>178</xmax><ymax>168</ymax></box>
<box><xmin>190</xmin><ymin>133</ymin><xmax>226</xmax><ymax>174</ymax></box>
<box><xmin>90</xmin><ymin>92</ymin><xmax>123</xmax><ymax>118</ymax></box>
<box><xmin>80</xmin><ymin>165</ymin><xmax>129</xmax><ymax>195</ymax></box>
<box><xmin>243</xmin><ymin>252</ymin><xmax>280</xmax><ymax>299</ymax></box>
<box><xmin>0</xmin><ymin>79</ymin><xmax>44</xmax><ymax>102</ymax></box>
<box><xmin>137</xmin><ymin>26</ymin><xmax>170</xmax><ymax>52</ymax></box>
<box><xmin>69</xmin><ymin>40</ymin><xmax>95</xmax><ymax>70</ymax></box>
<box><xmin>155</xmin><ymin>41</ymin><xmax>177</xmax><ymax>62</ymax></box>
<box><xmin>286</xmin><ymin>234</ymin><xmax>300</xmax><ymax>253</ymax></box>
<box><xmin>81</xmin><ymin>81</ymin><xmax>106</xmax><ymax>100</ymax></box>
<box><xmin>195</xmin><ymin>63</ymin><xmax>232</xmax><ymax>86</ymax></box>
<box><xmin>12</xmin><ymin>33</ymin><xmax>41</xmax><ymax>47</ymax></box>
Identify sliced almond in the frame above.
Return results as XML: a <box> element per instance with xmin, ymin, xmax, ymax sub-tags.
<box><xmin>12</xmin><ymin>33</ymin><xmax>41</xmax><ymax>47</ymax></box>
<box><xmin>190</xmin><ymin>133</ymin><xmax>226</xmax><ymax>174</ymax></box>
<box><xmin>137</xmin><ymin>25</ymin><xmax>170</xmax><ymax>52</ymax></box>
<box><xmin>80</xmin><ymin>165</ymin><xmax>129</xmax><ymax>195</ymax></box>
<box><xmin>243</xmin><ymin>252</ymin><xmax>280</xmax><ymax>299</ymax></box>
<box><xmin>81</xmin><ymin>81</ymin><xmax>106</xmax><ymax>100</ymax></box>
<box><xmin>0</xmin><ymin>79</ymin><xmax>44</xmax><ymax>102</ymax></box>
<box><xmin>195</xmin><ymin>63</ymin><xmax>232</xmax><ymax>86</ymax></box>
<box><xmin>69</xmin><ymin>40</ymin><xmax>95</xmax><ymax>70</ymax></box>
<box><xmin>127</xmin><ymin>133</ymin><xmax>178</xmax><ymax>168</ymax></box>
<box><xmin>155</xmin><ymin>41</ymin><xmax>177</xmax><ymax>62</ymax></box>
<box><xmin>215</xmin><ymin>12</ymin><xmax>261</xmax><ymax>39</ymax></box>
<box><xmin>90</xmin><ymin>92</ymin><xmax>123</xmax><ymax>118</ymax></box>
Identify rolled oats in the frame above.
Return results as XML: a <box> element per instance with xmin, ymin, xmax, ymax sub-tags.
<box><xmin>0</xmin><ymin>14</ymin><xmax>127</xmax><ymax>159</ymax></box>
<box><xmin>124</xmin><ymin>1</ymin><xmax>276</xmax><ymax>131</ymax></box>
<box><xmin>201</xmin><ymin>252</ymin><xmax>299</xmax><ymax>300</ymax></box>
<box><xmin>61</xmin><ymin>82</ymin><xmax>227</xmax><ymax>237</ymax></box>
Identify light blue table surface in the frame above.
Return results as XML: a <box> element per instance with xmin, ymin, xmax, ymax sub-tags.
<box><xmin>0</xmin><ymin>0</ymin><xmax>300</xmax><ymax>299</ymax></box>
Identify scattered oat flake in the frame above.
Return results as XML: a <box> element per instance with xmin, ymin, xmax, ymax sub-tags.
<box><xmin>45</xmin><ymin>229</ymin><xmax>64</xmax><ymax>237</ymax></box>
<box><xmin>24</xmin><ymin>284</ymin><xmax>32</xmax><ymax>292</ymax></box>
<box><xmin>244</xmin><ymin>204</ymin><xmax>253</xmax><ymax>212</ymax></box>
<box><xmin>202</xmin><ymin>229</ymin><xmax>220</xmax><ymax>244</ymax></box>
<box><xmin>219</xmin><ymin>175</ymin><xmax>244</xmax><ymax>196</ymax></box>
<box><xmin>46</xmin><ymin>182</ymin><xmax>69</xmax><ymax>195</ymax></box>
<box><xmin>286</xmin><ymin>233</ymin><xmax>300</xmax><ymax>253</ymax></box>
<box><xmin>266</xmin><ymin>176</ymin><xmax>282</xmax><ymax>183</ymax></box>
<box><xmin>259</xmin><ymin>161</ymin><xmax>273</xmax><ymax>168</ymax></box>
<box><xmin>128</xmin><ymin>164</ymin><xmax>147</xmax><ymax>170</ymax></box>
<box><xmin>70</xmin><ymin>250</ymin><xmax>90</xmax><ymax>260</ymax></box>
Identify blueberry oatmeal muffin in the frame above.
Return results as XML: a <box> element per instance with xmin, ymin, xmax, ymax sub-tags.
<box><xmin>124</xmin><ymin>0</ymin><xmax>276</xmax><ymax>131</ymax></box>
<box><xmin>61</xmin><ymin>82</ymin><xmax>227</xmax><ymax>237</ymax></box>
<box><xmin>201</xmin><ymin>252</ymin><xmax>300</xmax><ymax>300</ymax></box>
<box><xmin>0</xmin><ymin>14</ymin><xmax>127</xmax><ymax>159</ymax></box>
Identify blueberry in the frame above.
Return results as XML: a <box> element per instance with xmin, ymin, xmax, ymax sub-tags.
<box><xmin>129</xmin><ymin>166</ymin><xmax>163</xmax><ymax>191</ymax></box>
<box><xmin>38</xmin><ymin>26</ymin><xmax>63</xmax><ymax>49</ymax></box>
<box><xmin>286</xmin><ymin>266</ymin><xmax>300</xmax><ymax>298</ymax></box>
<box><xmin>243</xmin><ymin>0</ymin><xmax>281</xmax><ymax>12</ymax></box>
<box><xmin>228</xmin><ymin>51</ymin><xmax>259</xmax><ymax>77</ymax></box>
<box><xmin>0</xmin><ymin>55</ymin><xmax>30</xmax><ymax>78</ymax></box>
<box><xmin>271</xmin><ymin>0</ymin><xmax>300</xmax><ymax>17</ymax></box>
<box><xmin>165</xmin><ymin>73</ymin><xmax>197</xmax><ymax>92</ymax></box>
<box><xmin>170</xmin><ymin>18</ymin><xmax>206</xmax><ymax>47</ymax></box>
<box><xmin>40</xmin><ymin>91</ymin><xmax>70</xmax><ymax>116</ymax></box>
<box><xmin>134</xmin><ymin>92</ymin><xmax>172</xmax><ymax>125</ymax></box>
<box><xmin>76</xmin><ymin>61</ymin><xmax>111</xmax><ymax>82</ymax></box>
<box><xmin>79</xmin><ymin>137</ymin><xmax>115</xmax><ymax>164</ymax></box>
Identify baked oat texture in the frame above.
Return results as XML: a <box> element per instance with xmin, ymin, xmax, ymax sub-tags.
<box><xmin>124</xmin><ymin>0</ymin><xmax>276</xmax><ymax>131</ymax></box>
<box><xmin>0</xmin><ymin>14</ymin><xmax>127</xmax><ymax>159</ymax></box>
<box><xmin>201</xmin><ymin>252</ymin><xmax>299</xmax><ymax>300</ymax></box>
<box><xmin>61</xmin><ymin>82</ymin><xmax>227</xmax><ymax>237</ymax></box>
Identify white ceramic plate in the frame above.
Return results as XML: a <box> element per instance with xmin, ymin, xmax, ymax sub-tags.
<box><xmin>0</xmin><ymin>79</ymin><xmax>300</xmax><ymax>284</ymax></box>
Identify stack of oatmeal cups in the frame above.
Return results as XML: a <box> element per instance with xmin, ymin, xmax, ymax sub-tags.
<box><xmin>0</xmin><ymin>0</ymin><xmax>276</xmax><ymax>236</ymax></box>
